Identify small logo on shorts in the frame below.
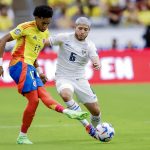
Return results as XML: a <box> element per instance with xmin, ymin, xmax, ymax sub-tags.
<box><xmin>33</xmin><ymin>81</ymin><xmax>37</xmax><ymax>87</ymax></box>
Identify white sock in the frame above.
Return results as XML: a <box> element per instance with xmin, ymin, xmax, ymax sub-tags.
<box><xmin>65</xmin><ymin>99</ymin><xmax>81</xmax><ymax>111</ymax></box>
<box><xmin>90</xmin><ymin>114</ymin><xmax>101</xmax><ymax>127</ymax></box>
<box><xmin>65</xmin><ymin>99</ymin><xmax>89</xmax><ymax>127</ymax></box>
<box><xmin>19</xmin><ymin>132</ymin><xmax>27</xmax><ymax>137</ymax></box>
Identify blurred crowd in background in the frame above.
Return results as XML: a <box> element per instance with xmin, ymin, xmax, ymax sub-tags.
<box><xmin>0</xmin><ymin>0</ymin><xmax>14</xmax><ymax>31</ymax></box>
<box><xmin>0</xmin><ymin>0</ymin><xmax>150</xmax><ymax>50</ymax></box>
<box><xmin>47</xmin><ymin>0</ymin><xmax>150</xmax><ymax>28</ymax></box>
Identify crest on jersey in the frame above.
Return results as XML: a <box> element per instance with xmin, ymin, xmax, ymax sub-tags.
<box><xmin>14</xmin><ymin>29</ymin><xmax>21</xmax><ymax>35</ymax></box>
<box><xmin>82</xmin><ymin>49</ymin><xmax>87</xmax><ymax>55</ymax></box>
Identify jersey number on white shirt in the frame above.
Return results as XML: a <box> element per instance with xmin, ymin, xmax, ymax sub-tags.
<box><xmin>69</xmin><ymin>52</ymin><xmax>77</xmax><ymax>62</ymax></box>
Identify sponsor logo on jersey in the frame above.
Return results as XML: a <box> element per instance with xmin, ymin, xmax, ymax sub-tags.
<box><xmin>64</xmin><ymin>43</ymin><xmax>71</xmax><ymax>47</ymax></box>
<box><xmin>64</xmin><ymin>41</ymin><xmax>73</xmax><ymax>48</ymax></box>
<box><xmin>33</xmin><ymin>35</ymin><xmax>37</xmax><ymax>40</ymax></box>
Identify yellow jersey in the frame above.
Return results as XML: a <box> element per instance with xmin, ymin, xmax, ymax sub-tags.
<box><xmin>9</xmin><ymin>21</ymin><xmax>49</xmax><ymax>66</ymax></box>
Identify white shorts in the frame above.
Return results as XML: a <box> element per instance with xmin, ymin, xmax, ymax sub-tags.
<box><xmin>55</xmin><ymin>78</ymin><xmax>97</xmax><ymax>104</ymax></box>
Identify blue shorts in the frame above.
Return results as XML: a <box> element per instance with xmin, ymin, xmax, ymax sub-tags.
<box><xmin>9</xmin><ymin>61</ymin><xmax>43</xmax><ymax>94</ymax></box>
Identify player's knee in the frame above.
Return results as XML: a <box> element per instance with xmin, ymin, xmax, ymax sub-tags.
<box><xmin>60</xmin><ymin>90</ymin><xmax>72</xmax><ymax>101</ymax></box>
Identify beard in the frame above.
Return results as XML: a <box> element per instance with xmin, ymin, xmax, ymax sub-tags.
<box><xmin>75</xmin><ymin>33</ymin><xmax>87</xmax><ymax>41</ymax></box>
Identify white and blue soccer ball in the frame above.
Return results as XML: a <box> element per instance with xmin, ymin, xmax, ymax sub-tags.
<box><xmin>96</xmin><ymin>122</ymin><xmax>115</xmax><ymax>142</ymax></box>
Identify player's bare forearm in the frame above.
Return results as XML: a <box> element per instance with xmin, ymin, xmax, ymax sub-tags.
<box><xmin>0</xmin><ymin>33</ymin><xmax>13</xmax><ymax>57</ymax></box>
<box><xmin>91</xmin><ymin>56</ymin><xmax>101</xmax><ymax>70</ymax></box>
<box><xmin>0</xmin><ymin>38</ymin><xmax>6</xmax><ymax>58</ymax></box>
<box><xmin>0</xmin><ymin>66</ymin><xmax>3</xmax><ymax>77</ymax></box>
<box><xmin>0</xmin><ymin>33</ymin><xmax>13</xmax><ymax>77</ymax></box>
<box><xmin>39</xmin><ymin>73</ymin><xmax>48</xmax><ymax>84</ymax></box>
<box><xmin>34</xmin><ymin>59</ymin><xmax>39</xmax><ymax>68</ymax></box>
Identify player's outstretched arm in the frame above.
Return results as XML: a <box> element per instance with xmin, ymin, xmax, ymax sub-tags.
<box><xmin>0</xmin><ymin>33</ymin><xmax>14</xmax><ymax>77</ymax></box>
<box><xmin>91</xmin><ymin>56</ymin><xmax>101</xmax><ymax>70</ymax></box>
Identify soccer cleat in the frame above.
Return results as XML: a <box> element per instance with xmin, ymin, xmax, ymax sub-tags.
<box><xmin>17</xmin><ymin>135</ymin><xmax>33</xmax><ymax>144</ymax></box>
<box><xmin>86</xmin><ymin>124</ymin><xmax>97</xmax><ymax>139</ymax></box>
<box><xmin>64</xmin><ymin>109</ymin><xmax>88</xmax><ymax>120</ymax></box>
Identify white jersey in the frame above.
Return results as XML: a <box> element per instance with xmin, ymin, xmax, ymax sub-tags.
<box><xmin>49</xmin><ymin>32</ymin><xmax>98</xmax><ymax>78</ymax></box>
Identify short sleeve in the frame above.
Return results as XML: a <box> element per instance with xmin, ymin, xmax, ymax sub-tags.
<box><xmin>9</xmin><ymin>24</ymin><xmax>24</xmax><ymax>40</ymax></box>
<box><xmin>49</xmin><ymin>33</ymin><xmax>67</xmax><ymax>46</ymax></box>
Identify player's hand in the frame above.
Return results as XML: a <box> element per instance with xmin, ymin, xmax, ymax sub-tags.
<box><xmin>39</xmin><ymin>73</ymin><xmax>48</xmax><ymax>84</ymax></box>
<box><xmin>0</xmin><ymin>66</ymin><xmax>4</xmax><ymax>77</ymax></box>
<box><xmin>93</xmin><ymin>63</ymin><xmax>101</xmax><ymax>70</ymax></box>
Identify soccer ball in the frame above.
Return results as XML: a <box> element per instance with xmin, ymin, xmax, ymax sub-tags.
<box><xmin>95</xmin><ymin>122</ymin><xmax>115</xmax><ymax>142</ymax></box>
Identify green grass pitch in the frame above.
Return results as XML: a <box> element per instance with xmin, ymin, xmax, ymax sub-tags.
<box><xmin>0</xmin><ymin>84</ymin><xmax>150</xmax><ymax>150</ymax></box>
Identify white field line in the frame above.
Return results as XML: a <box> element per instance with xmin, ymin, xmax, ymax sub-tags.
<box><xmin>0</xmin><ymin>124</ymin><xmax>78</xmax><ymax>129</ymax></box>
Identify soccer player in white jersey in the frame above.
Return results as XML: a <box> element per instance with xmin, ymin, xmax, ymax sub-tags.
<box><xmin>45</xmin><ymin>17</ymin><xmax>101</xmax><ymax>138</ymax></box>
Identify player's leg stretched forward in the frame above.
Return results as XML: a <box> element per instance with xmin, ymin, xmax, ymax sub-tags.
<box><xmin>57</xmin><ymin>82</ymin><xmax>101</xmax><ymax>139</ymax></box>
<box><xmin>17</xmin><ymin>88</ymin><xmax>88</xmax><ymax>144</ymax></box>
<box><xmin>37</xmin><ymin>86</ymin><xmax>88</xmax><ymax>120</ymax></box>
<box><xmin>17</xmin><ymin>90</ymin><xmax>89</xmax><ymax>144</ymax></box>
<box><xmin>9</xmin><ymin>61</ymin><xmax>88</xmax><ymax>144</ymax></box>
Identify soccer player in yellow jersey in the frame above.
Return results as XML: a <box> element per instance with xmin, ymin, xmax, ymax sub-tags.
<box><xmin>0</xmin><ymin>5</ymin><xmax>88</xmax><ymax>144</ymax></box>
